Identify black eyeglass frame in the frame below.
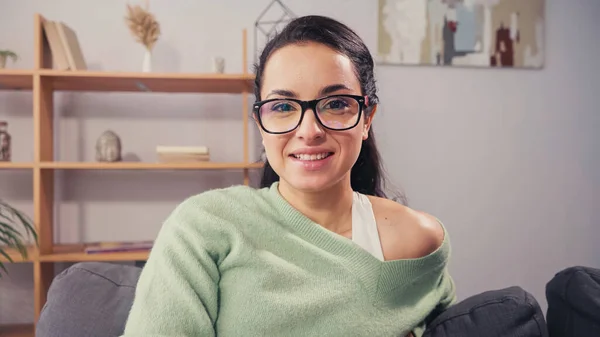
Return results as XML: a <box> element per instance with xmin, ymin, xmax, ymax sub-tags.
<box><xmin>252</xmin><ymin>94</ymin><xmax>367</xmax><ymax>134</ymax></box>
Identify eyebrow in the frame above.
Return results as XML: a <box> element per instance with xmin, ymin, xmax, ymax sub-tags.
<box><xmin>265</xmin><ymin>84</ymin><xmax>353</xmax><ymax>99</ymax></box>
<box><xmin>319</xmin><ymin>84</ymin><xmax>352</xmax><ymax>96</ymax></box>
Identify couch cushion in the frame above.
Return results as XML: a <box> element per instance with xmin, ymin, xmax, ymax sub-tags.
<box><xmin>546</xmin><ymin>266</ymin><xmax>600</xmax><ymax>337</ymax></box>
<box><xmin>36</xmin><ymin>262</ymin><xmax>142</xmax><ymax>337</ymax></box>
<box><xmin>424</xmin><ymin>286</ymin><xmax>548</xmax><ymax>337</ymax></box>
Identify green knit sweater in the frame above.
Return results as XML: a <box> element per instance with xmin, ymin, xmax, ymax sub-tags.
<box><xmin>121</xmin><ymin>182</ymin><xmax>456</xmax><ymax>337</ymax></box>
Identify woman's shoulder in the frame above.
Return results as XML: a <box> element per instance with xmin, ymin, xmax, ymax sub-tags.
<box><xmin>367</xmin><ymin>195</ymin><xmax>447</xmax><ymax>261</ymax></box>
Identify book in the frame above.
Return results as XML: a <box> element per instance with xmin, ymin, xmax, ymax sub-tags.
<box><xmin>42</xmin><ymin>19</ymin><xmax>87</xmax><ymax>71</ymax></box>
<box><xmin>156</xmin><ymin>145</ymin><xmax>209</xmax><ymax>155</ymax></box>
<box><xmin>43</xmin><ymin>20</ymin><xmax>70</xmax><ymax>70</ymax></box>
<box><xmin>55</xmin><ymin>21</ymin><xmax>87</xmax><ymax>70</ymax></box>
<box><xmin>158</xmin><ymin>153</ymin><xmax>210</xmax><ymax>162</ymax></box>
<box><xmin>85</xmin><ymin>241</ymin><xmax>153</xmax><ymax>254</ymax></box>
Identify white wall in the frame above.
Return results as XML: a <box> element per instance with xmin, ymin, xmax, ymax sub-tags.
<box><xmin>1</xmin><ymin>0</ymin><xmax>599</xmax><ymax>326</ymax></box>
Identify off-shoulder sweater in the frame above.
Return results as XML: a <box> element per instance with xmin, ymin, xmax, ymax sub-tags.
<box><xmin>121</xmin><ymin>182</ymin><xmax>456</xmax><ymax>337</ymax></box>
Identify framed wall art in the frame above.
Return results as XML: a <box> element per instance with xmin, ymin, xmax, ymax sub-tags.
<box><xmin>377</xmin><ymin>0</ymin><xmax>545</xmax><ymax>69</ymax></box>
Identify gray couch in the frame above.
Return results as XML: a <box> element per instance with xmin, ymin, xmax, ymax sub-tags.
<box><xmin>35</xmin><ymin>262</ymin><xmax>599</xmax><ymax>337</ymax></box>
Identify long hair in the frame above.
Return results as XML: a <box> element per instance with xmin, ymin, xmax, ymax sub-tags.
<box><xmin>253</xmin><ymin>15</ymin><xmax>406</xmax><ymax>204</ymax></box>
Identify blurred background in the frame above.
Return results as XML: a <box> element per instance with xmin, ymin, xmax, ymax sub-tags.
<box><xmin>0</xmin><ymin>0</ymin><xmax>598</xmax><ymax>330</ymax></box>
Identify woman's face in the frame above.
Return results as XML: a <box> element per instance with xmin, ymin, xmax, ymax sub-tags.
<box><xmin>257</xmin><ymin>42</ymin><xmax>375</xmax><ymax>193</ymax></box>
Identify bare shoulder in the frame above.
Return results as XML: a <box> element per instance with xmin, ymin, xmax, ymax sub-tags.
<box><xmin>367</xmin><ymin>196</ymin><xmax>445</xmax><ymax>260</ymax></box>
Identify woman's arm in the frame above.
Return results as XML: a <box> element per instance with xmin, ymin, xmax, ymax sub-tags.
<box><xmin>120</xmin><ymin>199</ymin><xmax>221</xmax><ymax>337</ymax></box>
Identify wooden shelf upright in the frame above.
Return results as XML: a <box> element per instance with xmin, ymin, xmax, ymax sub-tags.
<box><xmin>0</xmin><ymin>13</ymin><xmax>261</xmax><ymax>335</ymax></box>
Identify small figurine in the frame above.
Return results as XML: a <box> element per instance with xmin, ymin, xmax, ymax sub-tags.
<box><xmin>96</xmin><ymin>130</ymin><xmax>122</xmax><ymax>162</ymax></box>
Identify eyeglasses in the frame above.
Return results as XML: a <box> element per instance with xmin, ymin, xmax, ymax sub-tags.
<box><xmin>252</xmin><ymin>94</ymin><xmax>367</xmax><ymax>134</ymax></box>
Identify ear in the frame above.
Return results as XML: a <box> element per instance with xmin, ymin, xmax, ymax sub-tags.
<box><xmin>362</xmin><ymin>104</ymin><xmax>377</xmax><ymax>140</ymax></box>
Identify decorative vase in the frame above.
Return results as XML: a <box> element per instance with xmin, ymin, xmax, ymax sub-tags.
<box><xmin>212</xmin><ymin>56</ymin><xmax>225</xmax><ymax>73</ymax></box>
<box><xmin>142</xmin><ymin>49</ymin><xmax>152</xmax><ymax>72</ymax></box>
<box><xmin>0</xmin><ymin>121</ymin><xmax>11</xmax><ymax>162</ymax></box>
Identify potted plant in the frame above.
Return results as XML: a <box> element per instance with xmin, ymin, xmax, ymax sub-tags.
<box><xmin>0</xmin><ymin>199</ymin><xmax>38</xmax><ymax>277</ymax></box>
<box><xmin>0</xmin><ymin>50</ymin><xmax>19</xmax><ymax>69</ymax></box>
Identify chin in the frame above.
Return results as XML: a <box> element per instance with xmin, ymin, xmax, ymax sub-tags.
<box><xmin>281</xmin><ymin>173</ymin><xmax>342</xmax><ymax>193</ymax></box>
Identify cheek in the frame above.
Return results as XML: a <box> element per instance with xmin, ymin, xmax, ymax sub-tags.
<box><xmin>262</xmin><ymin>135</ymin><xmax>288</xmax><ymax>161</ymax></box>
<box><xmin>334</xmin><ymin>129</ymin><xmax>364</xmax><ymax>157</ymax></box>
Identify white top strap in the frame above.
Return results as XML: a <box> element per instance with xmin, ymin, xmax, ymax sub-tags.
<box><xmin>351</xmin><ymin>192</ymin><xmax>384</xmax><ymax>261</ymax></box>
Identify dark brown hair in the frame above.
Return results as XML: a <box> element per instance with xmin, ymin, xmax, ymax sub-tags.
<box><xmin>253</xmin><ymin>15</ymin><xmax>406</xmax><ymax>204</ymax></box>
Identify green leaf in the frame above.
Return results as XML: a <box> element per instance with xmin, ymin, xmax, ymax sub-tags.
<box><xmin>11</xmin><ymin>209</ymin><xmax>37</xmax><ymax>240</ymax></box>
<box><xmin>0</xmin><ymin>248</ymin><xmax>13</xmax><ymax>263</ymax></box>
<box><xmin>0</xmin><ymin>202</ymin><xmax>37</xmax><ymax>243</ymax></box>
<box><xmin>0</xmin><ymin>200</ymin><xmax>38</xmax><ymax>277</ymax></box>
<box><xmin>0</xmin><ymin>228</ymin><xmax>27</xmax><ymax>254</ymax></box>
<box><xmin>0</xmin><ymin>233</ymin><xmax>12</xmax><ymax>245</ymax></box>
<box><xmin>0</xmin><ymin>249</ymin><xmax>13</xmax><ymax>278</ymax></box>
<box><xmin>0</xmin><ymin>221</ymin><xmax>24</xmax><ymax>239</ymax></box>
<box><xmin>0</xmin><ymin>223</ymin><xmax>28</xmax><ymax>259</ymax></box>
<box><xmin>0</xmin><ymin>211</ymin><xmax>13</xmax><ymax>223</ymax></box>
<box><xmin>0</xmin><ymin>261</ymin><xmax>9</xmax><ymax>277</ymax></box>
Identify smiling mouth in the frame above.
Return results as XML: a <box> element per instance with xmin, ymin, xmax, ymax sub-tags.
<box><xmin>290</xmin><ymin>152</ymin><xmax>334</xmax><ymax>161</ymax></box>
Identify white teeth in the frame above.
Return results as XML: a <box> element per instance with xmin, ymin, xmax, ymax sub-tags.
<box><xmin>293</xmin><ymin>153</ymin><xmax>330</xmax><ymax>161</ymax></box>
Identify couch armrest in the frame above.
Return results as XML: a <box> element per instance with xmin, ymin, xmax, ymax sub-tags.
<box><xmin>424</xmin><ymin>286</ymin><xmax>549</xmax><ymax>337</ymax></box>
<box><xmin>546</xmin><ymin>266</ymin><xmax>600</xmax><ymax>337</ymax></box>
<box><xmin>36</xmin><ymin>262</ymin><xmax>142</xmax><ymax>337</ymax></box>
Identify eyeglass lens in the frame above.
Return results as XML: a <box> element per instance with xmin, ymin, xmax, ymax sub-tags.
<box><xmin>258</xmin><ymin>96</ymin><xmax>360</xmax><ymax>133</ymax></box>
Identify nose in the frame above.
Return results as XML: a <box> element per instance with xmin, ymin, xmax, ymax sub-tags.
<box><xmin>295</xmin><ymin>108</ymin><xmax>325</xmax><ymax>141</ymax></box>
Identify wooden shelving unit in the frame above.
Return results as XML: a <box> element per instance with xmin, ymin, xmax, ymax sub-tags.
<box><xmin>38</xmin><ymin>161</ymin><xmax>263</xmax><ymax>170</ymax></box>
<box><xmin>38</xmin><ymin>244</ymin><xmax>150</xmax><ymax>262</ymax></box>
<box><xmin>0</xmin><ymin>246</ymin><xmax>37</xmax><ymax>263</ymax></box>
<box><xmin>0</xmin><ymin>13</ymin><xmax>261</xmax><ymax>336</ymax></box>
<box><xmin>0</xmin><ymin>69</ymin><xmax>34</xmax><ymax>90</ymax></box>
<box><xmin>0</xmin><ymin>324</ymin><xmax>34</xmax><ymax>337</ymax></box>
<box><xmin>36</xmin><ymin>69</ymin><xmax>255</xmax><ymax>93</ymax></box>
<box><xmin>0</xmin><ymin>162</ymin><xmax>36</xmax><ymax>169</ymax></box>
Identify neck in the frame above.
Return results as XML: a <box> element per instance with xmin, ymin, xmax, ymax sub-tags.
<box><xmin>277</xmin><ymin>177</ymin><xmax>354</xmax><ymax>234</ymax></box>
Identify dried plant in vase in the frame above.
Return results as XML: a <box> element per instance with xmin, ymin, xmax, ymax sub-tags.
<box><xmin>0</xmin><ymin>199</ymin><xmax>37</xmax><ymax>277</ymax></box>
<box><xmin>125</xmin><ymin>2</ymin><xmax>161</xmax><ymax>72</ymax></box>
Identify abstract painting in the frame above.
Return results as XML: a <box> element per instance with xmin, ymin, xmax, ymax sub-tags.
<box><xmin>377</xmin><ymin>0</ymin><xmax>545</xmax><ymax>68</ymax></box>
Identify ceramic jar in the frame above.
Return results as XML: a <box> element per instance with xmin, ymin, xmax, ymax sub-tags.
<box><xmin>0</xmin><ymin>121</ymin><xmax>11</xmax><ymax>162</ymax></box>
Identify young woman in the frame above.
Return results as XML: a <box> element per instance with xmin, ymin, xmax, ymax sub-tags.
<box><xmin>122</xmin><ymin>15</ymin><xmax>456</xmax><ymax>337</ymax></box>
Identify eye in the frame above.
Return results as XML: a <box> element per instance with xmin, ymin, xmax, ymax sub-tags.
<box><xmin>271</xmin><ymin>101</ymin><xmax>297</xmax><ymax>113</ymax></box>
<box><xmin>322</xmin><ymin>98</ymin><xmax>350</xmax><ymax>110</ymax></box>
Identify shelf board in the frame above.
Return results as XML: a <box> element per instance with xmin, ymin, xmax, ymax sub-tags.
<box><xmin>37</xmin><ymin>69</ymin><xmax>255</xmax><ymax>93</ymax></box>
<box><xmin>0</xmin><ymin>162</ymin><xmax>35</xmax><ymax>169</ymax></box>
<box><xmin>0</xmin><ymin>324</ymin><xmax>34</xmax><ymax>337</ymax></box>
<box><xmin>39</xmin><ymin>244</ymin><xmax>149</xmax><ymax>262</ymax></box>
<box><xmin>0</xmin><ymin>69</ymin><xmax>34</xmax><ymax>90</ymax></box>
<box><xmin>39</xmin><ymin>161</ymin><xmax>264</xmax><ymax>170</ymax></box>
<box><xmin>0</xmin><ymin>246</ymin><xmax>37</xmax><ymax>263</ymax></box>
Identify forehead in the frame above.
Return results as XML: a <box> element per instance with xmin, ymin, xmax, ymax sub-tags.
<box><xmin>261</xmin><ymin>42</ymin><xmax>361</xmax><ymax>99</ymax></box>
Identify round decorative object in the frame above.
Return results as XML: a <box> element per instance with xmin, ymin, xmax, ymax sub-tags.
<box><xmin>96</xmin><ymin>130</ymin><xmax>122</xmax><ymax>162</ymax></box>
<box><xmin>0</xmin><ymin>121</ymin><xmax>11</xmax><ymax>162</ymax></box>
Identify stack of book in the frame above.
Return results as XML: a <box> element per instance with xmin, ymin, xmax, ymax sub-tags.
<box><xmin>84</xmin><ymin>241</ymin><xmax>154</xmax><ymax>254</ymax></box>
<box><xmin>156</xmin><ymin>146</ymin><xmax>210</xmax><ymax>162</ymax></box>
